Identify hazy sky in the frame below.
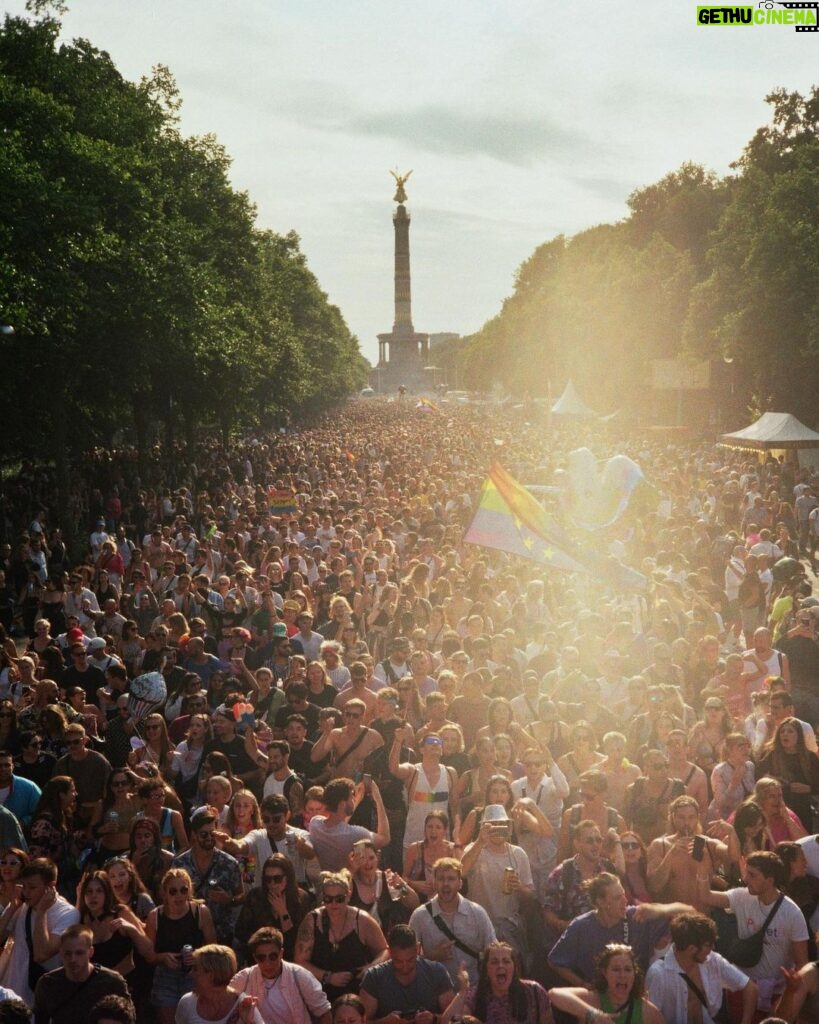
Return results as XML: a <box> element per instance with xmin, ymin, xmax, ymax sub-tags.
<box><xmin>5</xmin><ymin>1</ymin><xmax>818</xmax><ymax>362</ymax></box>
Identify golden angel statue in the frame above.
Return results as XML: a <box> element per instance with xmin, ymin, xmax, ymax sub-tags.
<box><xmin>390</xmin><ymin>168</ymin><xmax>413</xmax><ymax>204</ymax></box>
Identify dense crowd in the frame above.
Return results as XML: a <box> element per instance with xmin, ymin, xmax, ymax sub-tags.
<box><xmin>0</xmin><ymin>399</ymin><xmax>818</xmax><ymax>1024</ymax></box>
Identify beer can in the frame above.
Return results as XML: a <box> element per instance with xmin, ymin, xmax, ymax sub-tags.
<box><xmin>502</xmin><ymin>867</ymin><xmax>516</xmax><ymax>894</ymax></box>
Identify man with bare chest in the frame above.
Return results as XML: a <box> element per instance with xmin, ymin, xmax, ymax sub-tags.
<box><xmin>310</xmin><ymin>697</ymin><xmax>383</xmax><ymax>778</ymax></box>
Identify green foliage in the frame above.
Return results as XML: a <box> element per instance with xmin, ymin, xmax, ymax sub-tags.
<box><xmin>443</xmin><ymin>92</ymin><xmax>819</xmax><ymax>423</ymax></box>
<box><xmin>0</xmin><ymin>11</ymin><xmax>367</xmax><ymax>468</ymax></box>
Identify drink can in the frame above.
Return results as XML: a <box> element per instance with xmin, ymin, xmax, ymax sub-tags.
<box><xmin>107</xmin><ymin>811</ymin><xmax>120</xmax><ymax>826</ymax></box>
<box><xmin>181</xmin><ymin>944</ymin><xmax>193</xmax><ymax>970</ymax></box>
<box><xmin>502</xmin><ymin>867</ymin><xmax>516</xmax><ymax>894</ymax></box>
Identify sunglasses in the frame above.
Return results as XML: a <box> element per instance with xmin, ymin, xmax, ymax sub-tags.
<box><xmin>621</xmin><ymin>841</ymin><xmax>641</xmax><ymax>851</ymax></box>
<box><xmin>322</xmin><ymin>893</ymin><xmax>347</xmax><ymax>904</ymax></box>
<box><xmin>254</xmin><ymin>950</ymin><xmax>282</xmax><ymax>962</ymax></box>
<box><xmin>264</xmin><ymin>874</ymin><xmax>286</xmax><ymax>884</ymax></box>
<box><xmin>111</xmin><ymin>779</ymin><xmax>130</xmax><ymax>787</ymax></box>
<box><xmin>167</xmin><ymin>886</ymin><xmax>189</xmax><ymax>896</ymax></box>
<box><xmin>0</xmin><ymin>859</ymin><xmax>22</xmax><ymax>867</ymax></box>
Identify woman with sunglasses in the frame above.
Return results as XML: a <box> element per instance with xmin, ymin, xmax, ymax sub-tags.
<box><xmin>145</xmin><ymin>867</ymin><xmax>217</xmax><ymax>1024</ymax></box>
<box><xmin>129</xmin><ymin>815</ymin><xmax>175</xmax><ymax>900</ymax></box>
<box><xmin>620</xmin><ymin>831</ymin><xmax>651</xmax><ymax>904</ymax></box>
<box><xmin>294</xmin><ymin>870</ymin><xmax>388</xmax><ymax>1004</ymax></box>
<box><xmin>235</xmin><ymin>853</ymin><xmax>310</xmax><ymax>962</ymax></box>
<box><xmin>137</xmin><ymin>778</ymin><xmax>189</xmax><ymax>853</ymax></box>
<box><xmin>117</xmin><ymin>619</ymin><xmax>145</xmax><ymax>678</ymax></box>
<box><xmin>129</xmin><ymin>713</ymin><xmax>175</xmax><ymax>776</ymax></box>
<box><xmin>0</xmin><ymin>847</ymin><xmax>28</xmax><ymax>912</ymax></box>
<box><xmin>90</xmin><ymin>770</ymin><xmax>140</xmax><ymax>863</ymax></box>
<box><xmin>233</xmin><ymin>925</ymin><xmax>332</xmax><ymax>1024</ymax></box>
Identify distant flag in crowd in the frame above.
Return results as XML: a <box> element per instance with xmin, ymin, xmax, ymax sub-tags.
<box><xmin>268</xmin><ymin>486</ymin><xmax>298</xmax><ymax>514</ymax></box>
<box><xmin>415</xmin><ymin>398</ymin><xmax>438</xmax><ymax>413</ymax></box>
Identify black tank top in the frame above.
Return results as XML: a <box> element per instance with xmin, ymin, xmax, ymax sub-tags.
<box><xmin>90</xmin><ymin>916</ymin><xmax>133</xmax><ymax>970</ymax></box>
<box><xmin>311</xmin><ymin>907</ymin><xmax>369</xmax><ymax>1003</ymax></box>
<box><xmin>154</xmin><ymin>904</ymin><xmax>205</xmax><ymax>953</ymax></box>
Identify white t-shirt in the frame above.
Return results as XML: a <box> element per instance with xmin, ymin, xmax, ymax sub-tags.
<box><xmin>307</xmin><ymin>816</ymin><xmax>373</xmax><ymax>872</ymax></box>
<box><xmin>726</xmin><ymin>888</ymin><xmax>808</xmax><ymax>1009</ymax></box>
<box><xmin>4</xmin><ymin>898</ymin><xmax>80</xmax><ymax>1004</ymax></box>
<box><xmin>175</xmin><ymin>992</ymin><xmax>264</xmax><ymax>1024</ymax></box>
<box><xmin>239</xmin><ymin>827</ymin><xmax>310</xmax><ymax>886</ymax></box>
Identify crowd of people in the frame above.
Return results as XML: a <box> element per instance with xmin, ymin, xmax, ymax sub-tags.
<box><xmin>0</xmin><ymin>399</ymin><xmax>818</xmax><ymax>1024</ymax></box>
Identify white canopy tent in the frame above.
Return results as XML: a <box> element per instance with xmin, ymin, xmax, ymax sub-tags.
<box><xmin>551</xmin><ymin>379</ymin><xmax>598</xmax><ymax>418</ymax></box>
<box><xmin>719</xmin><ymin>412</ymin><xmax>819</xmax><ymax>451</ymax></box>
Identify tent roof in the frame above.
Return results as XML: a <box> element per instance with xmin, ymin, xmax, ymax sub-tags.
<box><xmin>719</xmin><ymin>412</ymin><xmax>819</xmax><ymax>450</ymax></box>
<box><xmin>551</xmin><ymin>379</ymin><xmax>597</xmax><ymax>418</ymax></box>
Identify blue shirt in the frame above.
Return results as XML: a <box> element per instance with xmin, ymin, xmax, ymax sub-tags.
<box><xmin>548</xmin><ymin>905</ymin><xmax>669</xmax><ymax>981</ymax></box>
<box><xmin>2</xmin><ymin>774</ymin><xmax>41</xmax><ymax>827</ymax></box>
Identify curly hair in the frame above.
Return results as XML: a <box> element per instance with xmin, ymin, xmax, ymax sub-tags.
<box><xmin>592</xmin><ymin>944</ymin><xmax>645</xmax><ymax>1001</ymax></box>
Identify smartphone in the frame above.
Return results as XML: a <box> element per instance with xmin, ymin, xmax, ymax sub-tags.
<box><xmin>363</xmin><ymin>773</ymin><xmax>372</xmax><ymax>794</ymax></box>
<box><xmin>692</xmin><ymin>835</ymin><xmax>706</xmax><ymax>862</ymax></box>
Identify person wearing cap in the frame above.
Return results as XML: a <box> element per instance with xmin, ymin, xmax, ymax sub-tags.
<box><xmin>247</xmin><ymin>622</ymin><xmax>292</xmax><ymax>684</ymax></box>
<box><xmin>172</xmin><ymin>807</ymin><xmax>243</xmax><ymax>944</ymax></box>
<box><xmin>87</xmin><ymin>635</ymin><xmax>122</xmax><ymax>675</ymax></box>
<box><xmin>90</xmin><ymin>520</ymin><xmax>110</xmax><ymax>560</ymax></box>
<box><xmin>460</xmin><ymin>803</ymin><xmax>534</xmax><ymax>965</ymax></box>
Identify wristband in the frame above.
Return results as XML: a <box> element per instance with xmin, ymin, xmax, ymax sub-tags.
<box><xmin>281</xmin><ymin>913</ymin><xmax>291</xmax><ymax>921</ymax></box>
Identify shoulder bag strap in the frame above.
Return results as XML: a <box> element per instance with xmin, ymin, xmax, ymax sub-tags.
<box><xmin>679</xmin><ymin>971</ymin><xmax>709</xmax><ymax>1011</ymax></box>
<box><xmin>424</xmin><ymin>902</ymin><xmax>480</xmax><ymax>960</ymax></box>
<box><xmin>759</xmin><ymin>893</ymin><xmax>785</xmax><ymax>933</ymax></box>
<box><xmin>334</xmin><ymin>727</ymin><xmax>368</xmax><ymax>769</ymax></box>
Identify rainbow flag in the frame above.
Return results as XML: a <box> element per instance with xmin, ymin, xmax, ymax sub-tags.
<box><xmin>466</xmin><ymin>464</ymin><xmax>648</xmax><ymax>591</ymax></box>
<box><xmin>465</xmin><ymin>467</ymin><xmax>587</xmax><ymax>575</ymax></box>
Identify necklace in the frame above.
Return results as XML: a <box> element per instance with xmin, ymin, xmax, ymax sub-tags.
<box><xmin>327</xmin><ymin>911</ymin><xmax>348</xmax><ymax>954</ymax></box>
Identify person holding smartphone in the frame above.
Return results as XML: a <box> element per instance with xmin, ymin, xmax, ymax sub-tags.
<box><xmin>646</xmin><ymin>794</ymin><xmax>738</xmax><ymax>912</ymax></box>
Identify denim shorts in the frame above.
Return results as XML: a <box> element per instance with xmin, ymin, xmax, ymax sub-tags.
<box><xmin>151</xmin><ymin>965</ymin><xmax>194</xmax><ymax>1007</ymax></box>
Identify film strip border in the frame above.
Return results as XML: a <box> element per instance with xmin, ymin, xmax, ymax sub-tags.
<box><xmin>779</xmin><ymin>2</ymin><xmax>819</xmax><ymax>31</ymax></box>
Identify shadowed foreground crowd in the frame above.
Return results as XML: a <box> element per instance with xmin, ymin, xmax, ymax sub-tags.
<box><xmin>0</xmin><ymin>400</ymin><xmax>819</xmax><ymax>1024</ymax></box>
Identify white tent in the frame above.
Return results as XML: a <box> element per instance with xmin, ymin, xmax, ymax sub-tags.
<box><xmin>719</xmin><ymin>412</ymin><xmax>819</xmax><ymax>451</ymax></box>
<box><xmin>551</xmin><ymin>379</ymin><xmax>597</xmax><ymax>418</ymax></box>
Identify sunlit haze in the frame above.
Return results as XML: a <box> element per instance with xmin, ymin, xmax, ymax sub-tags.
<box><xmin>5</xmin><ymin>0</ymin><xmax>818</xmax><ymax>362</ymax></box>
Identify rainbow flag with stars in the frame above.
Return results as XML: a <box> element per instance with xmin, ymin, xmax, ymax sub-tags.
<box><xmin>465</xmin><ymin>463</ymin><xmax>588</xmax><ymax>575</ymax></box>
